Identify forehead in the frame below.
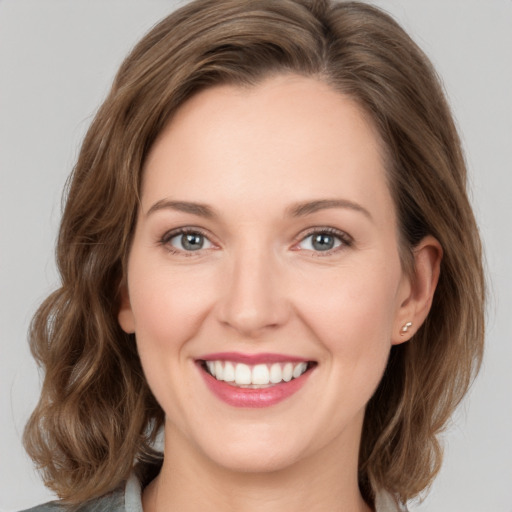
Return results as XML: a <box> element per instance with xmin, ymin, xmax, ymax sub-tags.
<box><xmin>142</xmin><ymin>74</ymin><xmax>392</xmax><ymax>220</ymax></box>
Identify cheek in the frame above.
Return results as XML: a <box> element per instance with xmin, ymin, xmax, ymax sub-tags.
<box><xmin>299</xmin><ymin>263</ymin><xmax>399</xmax><ymax>332</ymax></box>
<box><xmin>128</xmin><ymin>261</ymin><xmax>217</xmax><ymax>349</ymax></box>
<box><xmin>126</xmin><ymin>262</ymin><xmax>217</xmax><ymax>418</ymax></box>
<box><xmin>292</xmin><ymin>260</ymin><xmax>401</xmax><ymax>375</ymax></box>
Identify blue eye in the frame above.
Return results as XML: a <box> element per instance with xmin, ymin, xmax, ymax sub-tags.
<box><xmin>298</xmin><ymin>230</ymin><xmax>349</xmax><ymax>252</ymax></box>
<box><xmin>166</xmin><ymin>230</ymin><xmax>213</xmax><ymax>252</ymax></box>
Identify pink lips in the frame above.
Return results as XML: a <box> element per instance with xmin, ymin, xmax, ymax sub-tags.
<box><xmin>197</xmin><ymin>352</ymin><xmax>314</xmax><ymax>408</ymax></box>
<box><xmin>198</xmin><ymin>352</ymin><xmax>309</xmax><ymax>364</ymax></box>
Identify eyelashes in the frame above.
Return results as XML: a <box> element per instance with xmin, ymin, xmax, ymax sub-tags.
<box><xmin>294</xmin><ymin>227</ymin><xmax>353</xmax><ymax>254</ymax></box>
<box><xmin>160</xmin><ymin>227</ymin><xmax>214</xmax><ymax>256</ymax></box>
<box><xmin>159</xmin><ymin>226</ymin><xmax>353</xmax><ymax>257</ymax></box>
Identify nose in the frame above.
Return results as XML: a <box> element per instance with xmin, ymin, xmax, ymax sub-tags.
<box><xmin>216</xmin><ymin>243</ymin><xmax>290</xmax><ymax>338</ymax></box>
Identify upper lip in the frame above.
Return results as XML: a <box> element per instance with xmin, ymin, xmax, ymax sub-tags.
<box><xmin>197</xmin><ymin>352</ymin><xmax>312</xmax><ymax>364</ymax></box>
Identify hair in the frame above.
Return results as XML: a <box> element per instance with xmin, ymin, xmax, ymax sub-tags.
<box><xmin>24</xmin><ymin>0</ymin><xmax>485</xmax><ymax>507</ymax></box>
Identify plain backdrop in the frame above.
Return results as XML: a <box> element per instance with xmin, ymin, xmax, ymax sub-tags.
<box><xmin>1</xmin><ymin>1</ymin><xmax>511</xmax><ymax>511</ymax></box>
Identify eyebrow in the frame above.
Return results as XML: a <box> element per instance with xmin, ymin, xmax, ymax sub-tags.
<box><xmin>146</xmin><ymin>198</ymin><xmax>372</xmax><ymax>221</ymax></box>
<box><xmin>286</xmin><ymin>199</ymin><xmax>372</xmax><ymax>221</ymax></box>
<box><xmin>146</xmin><ymin>199</ymin><xmax>217</xmax><ymax>219</ymax></box>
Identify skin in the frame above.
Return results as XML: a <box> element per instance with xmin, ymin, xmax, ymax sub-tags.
<box><xmin>118</xmin><ymin>74</ymin><xmax>441</xmax><ymax>512</ymax></box>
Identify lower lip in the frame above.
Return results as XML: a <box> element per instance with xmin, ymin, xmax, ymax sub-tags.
<box><xmin>199</xmin><ymin>365</ymin><xmax>312</xmax><ymax>408</ymax></box>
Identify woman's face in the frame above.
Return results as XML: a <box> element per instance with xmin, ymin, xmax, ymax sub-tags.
<box><xmin>119</xmin><ymin>75</ymin><xmax>414</xmax><ymax>473</ymax></box>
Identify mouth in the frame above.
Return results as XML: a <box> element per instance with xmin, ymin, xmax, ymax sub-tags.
<box><xmin>196</xmin><ymin>353</ymin><xmax>316</xmax><ymax>408</ymax></box>
<box><xmin>199</xmin><ymin>359</ymin><xmax>314</xmax><ymax>388</ymax></box>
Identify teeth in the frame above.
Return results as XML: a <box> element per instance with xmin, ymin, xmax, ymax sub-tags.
<box><xmin>293</xmin><ymin>362</ymin><xmax>307</xmax><ymax>378</ymax></box>
<box><xmin>235</xmin><ymin>363</ymin><xmax>252</xmax><ymax>385</ymax></box>
<box><xmin>252</xmin><ymin>364</ymin><xmax>270</xmax><ymax>385</ymax></box>
<box><xmin>269</xmin><ymin>363</ymin><xmax>282</xmax><ymax>384</ymax></box>
<box><xmin>214</xmin><ymin>361</ymin><xmax>224</xmax><ymax>381</ymax></box>
<box><xmin>283</xmin><ymin>362</ymin><xmax>293</xmax><ymax>382</ymax></box>
<box><xmin>204</xmin><ymin>360</ymin><xmax>309</xmax><ymax>386</ymax></box>
<box><xmin>223</xmin><ymin>361</ymin><xmax>235</xmax><ymax>382</ymax></box>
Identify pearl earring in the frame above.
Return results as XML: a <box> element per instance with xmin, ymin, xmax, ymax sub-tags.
<box><xmin>400</xmin><ymin>322</ymin><xmax>413</xmax><ymax>335</ymax></box>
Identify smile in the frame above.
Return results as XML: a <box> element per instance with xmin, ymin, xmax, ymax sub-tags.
<box><xmin>203</xmin><ymin>360</ymin><xmax>310</xmax><ymax>388</ymax></box>
<box><xmin>197</xmin><ymin>353</ymin><xmax>316</xmax><ymax>408</ymax></box>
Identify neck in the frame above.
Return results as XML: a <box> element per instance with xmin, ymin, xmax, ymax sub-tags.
<box><xmin>143</xmin><ymin>421</ymin><xmax>372</xmax><ymax>512</ymax></box>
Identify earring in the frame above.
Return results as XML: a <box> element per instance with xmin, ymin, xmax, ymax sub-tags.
<box><xmin>400</xmin><ymin>322</ymin><xmax>413</xmax><ymax>335</ymax></box>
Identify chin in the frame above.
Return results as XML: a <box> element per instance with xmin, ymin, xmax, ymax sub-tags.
<box><xmin>204</xmin><ymin>440</ymin><xmax>304</xmax><ymax>474</ymax></box>
<box><xmin>175</xmin><ymin>419</ymin><xmax>310</xmax><ymax>475</ymax></box>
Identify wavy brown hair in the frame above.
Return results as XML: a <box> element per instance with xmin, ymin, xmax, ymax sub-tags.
<box><xmin>24</xmin><ymin>0</ymin><xmax>485</xmax><ymax>506</ymax></box>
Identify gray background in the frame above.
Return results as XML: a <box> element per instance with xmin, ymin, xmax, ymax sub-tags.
<box><xmin>1</xmin><ymin>1</ymin><xmax>511</xmax><ymax>510</ymax></box>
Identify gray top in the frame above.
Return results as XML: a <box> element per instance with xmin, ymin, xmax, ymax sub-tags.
<box><xmin>21</xmin><ymin>470</ymin><xmax>407</xmax><ymax>512</ymax></box>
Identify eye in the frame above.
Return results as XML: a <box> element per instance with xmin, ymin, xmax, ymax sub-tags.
<box><xmin>297</xmin><ymin>228</ymin><xmax>351</xmax><ymax>253</ymax></box>
<box><xmin>163</xmin><ymin>229</ymin><xmax>214</xmax><ymax>253</ymax></box>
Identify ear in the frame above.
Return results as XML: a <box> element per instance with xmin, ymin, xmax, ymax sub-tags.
<box><xmin>392</xmin><ymin>235</ymin><xmax>443</xmax><ymax>345</ymax></box>
<box><xmin>118</xmin><ymin>281</ymin><xmax>136</xmax><ymax>334</ymax></box>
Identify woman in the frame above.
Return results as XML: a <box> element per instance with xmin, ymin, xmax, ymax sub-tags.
<box><xmin>22</xmin><ymin>0</ymin><xmax>484</xmax><ymax>511</ymax></box>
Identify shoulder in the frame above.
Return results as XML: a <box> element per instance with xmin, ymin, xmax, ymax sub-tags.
<box><xmin>19</xmin><ymin>487</ymin><xmax>125</xmax><ymax>512</ymax></box>
<box><xmin>375</xmin><ymin>490</ymin><xmax>409</xmax><ymax>512</ymax></box>
<box><xmin>19</xmin><ymin>460</ymin><xmax>158</xmax><ymax>512</ymax></box>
